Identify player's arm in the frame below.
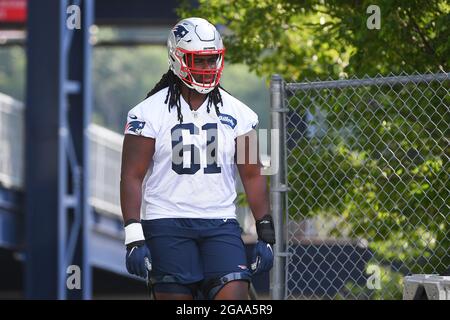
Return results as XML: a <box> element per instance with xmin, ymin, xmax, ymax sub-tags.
<box><xmin>120</xmin><ymin>134</ymin><xmax>155</xmax><ymax>223</ymax></box>
<box><xmin>236</xmin><ymin>129</ymin><xmax>275</xmax><ymax>274</ymax></box>
<box><xmin>120</xmin><ymin>134</ymin><xmax>155</xmax><ymax>278</ymax></box>
<box><xmin>236</xmin><ymin>129</ymin><xmax>270</xmax><ymax>221</ymax></box>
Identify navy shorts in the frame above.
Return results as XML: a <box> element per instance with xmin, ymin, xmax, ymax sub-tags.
<box><xmin>141</xmin><ymin>218</ymin><xmax>251</xmax><ymax>296</ymax></box>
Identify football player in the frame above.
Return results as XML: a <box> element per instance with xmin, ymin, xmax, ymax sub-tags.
<box><xmin>121</xmin><ymin>17</ymin><xmax>275</xmax><ymax>300</ymax></box>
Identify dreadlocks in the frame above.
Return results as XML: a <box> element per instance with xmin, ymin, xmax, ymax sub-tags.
<box><xmin>146</xmin><ymin>69</ymin><xmax>225</xmax><ymax>124</ymax></box>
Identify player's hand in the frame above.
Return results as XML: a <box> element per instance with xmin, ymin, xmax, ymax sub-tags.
<box><xmin>251</xmin><ymin>240</ymin><xmax>273</xmax><ymax>274</ymax></box>
<box><xmin>126</xmin><ymin>241</ymin><xmax>152</xmax><ymax>278</ymax></box>
<box><xmin>251</xmin><ymin>214</ymin><xmax>276</xmax><ymax>275</ymax></box>
<box><xmin>124</xmin><ymin>220</ymin><xmax>151</xmax><ymax>278</ymax></box>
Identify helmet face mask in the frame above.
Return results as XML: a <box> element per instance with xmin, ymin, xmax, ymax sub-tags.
<box><xmin>178</xmin><ymin>48</ymin><xmax>225</xmax><ymax>91</ymax></box>
<box><xmin>168</xmin><ymin>18</ymin><xmax>225</xmax><ymax>94</ymax></box>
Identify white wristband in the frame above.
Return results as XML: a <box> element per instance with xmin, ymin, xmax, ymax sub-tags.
<box><xmin>124</xmin><ymin>223</ymin><xmax>145</xmax><ymax>246</ymax></box>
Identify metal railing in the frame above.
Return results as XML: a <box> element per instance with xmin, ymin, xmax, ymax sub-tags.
<box><xmin>88</xmin><ymin>124</ymin><xmax>123</xmax><ymax>217</ymax></box>
<box><xmin>0</xmin><ymin>93</ymin><xmax>24</xmax><ymax>190</ymax></box>
<box><xmin>270</xmin><ymin>72</ymin><xmax>449</xmax><ymax>299</ymax></box>
<box><xmin>0</xmin><ymin>93</ymin><xmax>123</xmax><ymax>217</ymax></box>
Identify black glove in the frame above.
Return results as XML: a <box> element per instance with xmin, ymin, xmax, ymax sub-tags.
<box><xmin>251</xmin><ymin>214</ymin><xmax>276</xmax><ymax>274</ymax></box>
<box><xmin>255</xmin><ymin>214</ymin><xmax>275</xmax><ymax>245</ymax></box>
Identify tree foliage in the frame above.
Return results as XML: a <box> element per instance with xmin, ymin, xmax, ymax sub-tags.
<box><xmin>287</xmin><ymin>81</ymin><xmax>449</xmax><ymax>298</ymax></box>
<box><xmin>0</xmin><ymin>47</ymin><xmax>26</xmax><ymax>101</ymax></box>
<box><xmin>179</xmin><ymin>0</ymin><xmax>449</xmax><ymax>80</ymax></box>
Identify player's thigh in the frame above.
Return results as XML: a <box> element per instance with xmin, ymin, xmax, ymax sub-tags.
<box><xmin>200</xmin><ymin>219</ymin><xmax>249</xmax><ymax>274</ymax></box>
<box><xmin>142</xmin><ymin>219</ymin><xmax>203</xmax><ymax>291</ymax></box>
<box><xmin>199</xmin><ymin>219</ymin><xmax>251</xmax><ymax>299</ymax></box>
<box><xmin>214</xmin><ymin>280</ymin><xmax>249</xmax><ymax>300</ymax></box>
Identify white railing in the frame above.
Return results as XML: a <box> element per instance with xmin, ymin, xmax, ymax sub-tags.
<box><xmin>0</xmin><ymin>92</ymin><xmax>124</xmax><ymax>217</ymax></box>
<box><xmin>0</xmin><ymin>93</ymin><xmax>24</xmax><ymax>190</ymax></box>
<box><xmin>88</xmin><ymin>124</ymin><xmax>123</xmax><ymax>217</ymax></box>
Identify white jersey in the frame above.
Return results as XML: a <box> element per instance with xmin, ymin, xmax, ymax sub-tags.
<box><xmin>124</xmin><ymin>87</ymin><xmax>258</xmax><ymax>220</ymax></box>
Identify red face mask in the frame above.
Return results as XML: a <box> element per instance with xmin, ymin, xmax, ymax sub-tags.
<box><xmin>175</xmin><ymin>47</ymin><xmax>226</xmax><ymax>90</ymax></box>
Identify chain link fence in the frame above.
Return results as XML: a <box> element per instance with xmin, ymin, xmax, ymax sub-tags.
<box><xmin>271</xmin><ymin>72</ymin><xmax>449</xmax><ymax>299</ymax></box>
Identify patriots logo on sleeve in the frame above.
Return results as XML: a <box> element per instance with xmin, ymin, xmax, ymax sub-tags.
<box><xmin>173</xmin><ymin>25</ymin><xmax>189</xmax><ymax>43</ymax></box>
<box><xmin>125</xmin><ymin>120</ymin><xmax>145</xmax><ymax>135</ymax></box>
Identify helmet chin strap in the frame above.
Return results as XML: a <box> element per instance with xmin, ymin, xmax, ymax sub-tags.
<box><xmin>180</xmin><ymin>82</ymin><xmax>210</xmax><ymax>111</ymax></box>
<box><xmin>183</xmin><ymin>78</ymin><xmax>215</xmax><ymax>94</ymax></box>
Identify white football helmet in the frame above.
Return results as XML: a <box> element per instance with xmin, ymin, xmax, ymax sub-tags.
<box><xmin>168</xmin><ymin>17</ymin><xmax>225</xmax><ymax>94</ymax></box>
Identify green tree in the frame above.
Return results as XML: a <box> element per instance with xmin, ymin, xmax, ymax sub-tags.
<box><xmin>93</xmin><ymin>46</ymin><xmax>168</xmax><ymax>131</ymax></box>
<box><xmin>179</xmin><ymin>0</ymin><xmax>449</xmax><ymax>80</ymax></box>
<box><xmin>0</xmin><ymin>47</ymin><xmax>26</xmax><ymax>101</ymax></box>
<box><xmin>180</xmin><ymin>0</ymin><xmax>450</xmax><ymax>299</ymax></box>
<box><xmin>287</xmin><ymin>81</ymin><xmax>449</xmax><ymax>299</ymax></box>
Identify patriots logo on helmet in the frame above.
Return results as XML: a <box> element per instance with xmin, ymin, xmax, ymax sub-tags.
<box><xmin>125</xmin><ymin>120</ymin><xmax>145</xmax><ymax>135</ymax></box>
<box><xmin>173</xmin><ymin>25</ymin><xmax>189</xmax><ymax>43</ymax></box>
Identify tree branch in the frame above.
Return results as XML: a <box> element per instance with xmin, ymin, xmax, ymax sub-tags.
<box><xmin>406</xmin><ymin>10</ymin><xmax>437</xmax><ymax>59</ymax></box>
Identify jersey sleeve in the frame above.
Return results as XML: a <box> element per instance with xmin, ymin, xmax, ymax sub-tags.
<box><xmin>234</xmin><ymin>101</ymin><xmax>259</xmax><ymax>137</ymax></box>
<box><xmin>124</xmin><ymin>100</ymin><xmax>159</xmax><ymax>139</ymax></box>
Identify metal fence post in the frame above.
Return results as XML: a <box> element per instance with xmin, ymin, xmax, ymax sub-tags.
<box><xmin>270</xmin><ymin>74</ymin><xmax>288</xmax><ymax>300</ymax></box>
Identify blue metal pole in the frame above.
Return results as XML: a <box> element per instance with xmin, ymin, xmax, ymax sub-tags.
<box><xmin>25</xmin><ymin>0</ymin><xmax>62</xmax><ymax>299</ymax></box>
<box><xmin>26</xmin><ymin>0</ymin><xmax>94</xmax><ymax>299</ymax></box>
<box><xmin>82</xmin><ymin>0</ymin><xmax>94</xmax><ymax>300</ymax></box>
